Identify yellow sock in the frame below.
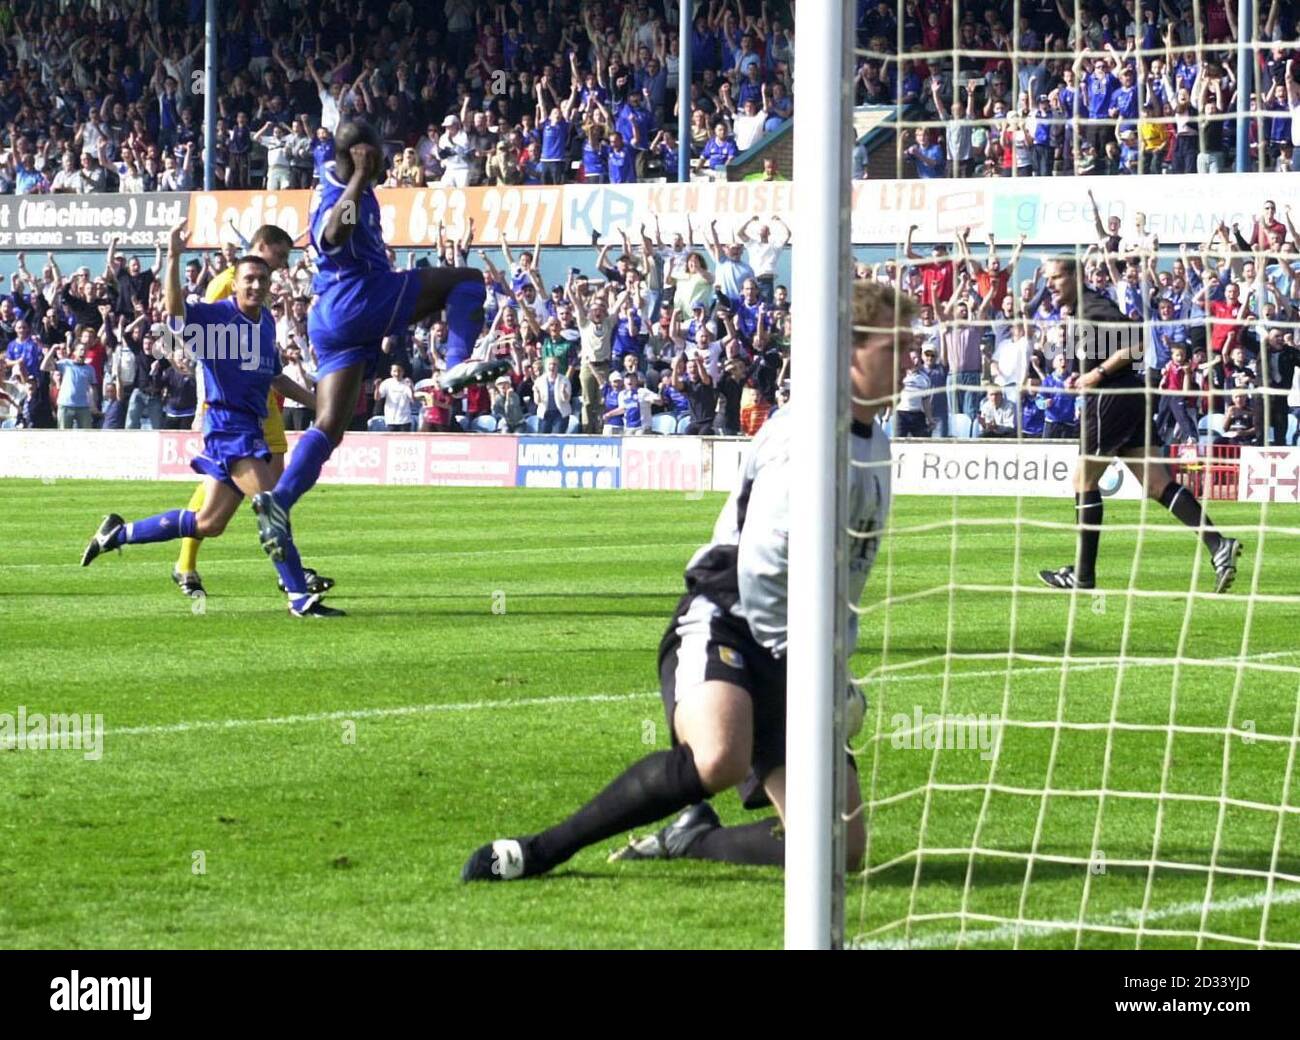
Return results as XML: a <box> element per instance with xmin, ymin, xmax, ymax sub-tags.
<box><xmin>176</xmin><ymin>482</ymin><xmax>206</xmax><ymax>573</ymax></box>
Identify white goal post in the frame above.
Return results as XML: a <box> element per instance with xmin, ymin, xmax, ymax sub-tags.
<box><xmin>786</xmin><ymin>0</ymin><xmax>855</xmax><ymax>950</ymax></box>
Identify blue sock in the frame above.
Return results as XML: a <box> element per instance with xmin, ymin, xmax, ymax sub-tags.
<box><xmin>117</xmin><ymin>509</ymin><xmax>197</xmax><ymax>546</ymax></box>
<box><xmin>273</xmin><ymin>426</ymin><xmax>333</xmax><ymax>511</ymax></box>
<box><xmin>274</xmin><ymin>538</ymin><xmax>309</xmax><ymax>600</ymax></box>
<box><xmin>446</xmin><ymin>280</ymin><xmax>485</xmax><ymax>363</ymax></box>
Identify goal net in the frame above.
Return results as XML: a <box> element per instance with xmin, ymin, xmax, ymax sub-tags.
<box><xmin>794</xmin><ymin>0</ymin><xmax>1300</xmax><ymax>949</ymax></box>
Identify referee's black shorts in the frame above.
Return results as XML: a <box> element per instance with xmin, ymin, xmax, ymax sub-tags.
<box><xmin>657</xmin><ymin>593</ymin><xmax>787</xmax><ymax>785</ymax></box>
<box><xmin>1080</xmin><ymin>380</ymin><xmax>1161</xmax><ymax>459</ymax></box>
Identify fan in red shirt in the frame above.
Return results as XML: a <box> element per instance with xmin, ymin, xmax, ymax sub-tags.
<box><xmin>1234</xmin><ymin>200</ymin><xmax>1287</xmax><ymax>252</ymax></box>
<box><xmin>904</xmin><ymin>225</ymin><xmax>954</xmax><ymax>309</ymax></box>
<box><xmin>75</xmin><ymin>324</ymin><xmax>107</xmax><ymax>384</ymax></box>
<box><xmin>1206</xmin><ymin>281</ymin><xmax>1248</xmax><ymax>356</ymax></box>
<box><xmin>416</xmin><ymin>379</ymin><xmax>456</xmax><ymax>432</ymax></box>
<box><xmin>961</xmin><ymin>229</ymin><xmax>1024</xmax><ymax>304</ymax></box>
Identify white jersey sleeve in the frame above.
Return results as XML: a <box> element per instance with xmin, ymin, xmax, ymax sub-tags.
<box><xmin>734</xmin><ymin>417</ymin><xmax>793</xmax><ymax>655</ymax></box>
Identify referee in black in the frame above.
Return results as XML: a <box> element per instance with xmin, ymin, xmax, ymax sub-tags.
<box><xmin>1038</xmin><ymin>257</ymin><xmax>1242</xmax><ymax>593</ymax></box>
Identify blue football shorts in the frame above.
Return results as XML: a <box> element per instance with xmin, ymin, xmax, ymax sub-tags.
<box><xmin>308</xmin><ymin>270</ymin><xmax>424</xmax><ymax>379</ymax></box>
<box><xmin>191</xmin><ymin>428</ymin><xmax>271</xmax><ymax>489</ymax></box>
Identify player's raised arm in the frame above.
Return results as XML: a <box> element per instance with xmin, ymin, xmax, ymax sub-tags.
<box><xmin>566</xmin><ymin>270</ymin><xmax>587</xmax><ymax>323</ymax></box>
<box><xmin>102</xmin><ymin>235</ymin><xmax>120</xmax><ymax>285</ymax></box>
<box><xmin>164</xmin><ymin>219</ymin><xmax>188</xmax><ymax>319</ymax></box>
<box><xmin>904</xmin><ymin>223</ymin><xmax>922</xmax><ymax>261</ymax></box>
<box><xmin>321</xmin><ymin>127</ymin><xmax>381</xmax><ymax>252</ymax></box>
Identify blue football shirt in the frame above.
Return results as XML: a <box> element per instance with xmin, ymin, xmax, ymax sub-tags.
<box><xmin>309</xmin><ymin>161</ymin><xmax>392</xmax><ymax>292</ymax></box>
<box><xmin>540</xmin><ymin>119</ymin><xmax>570</xmax><ymax>161</ymax></box>
<box><xmin>183</xmin><ymin>297</ymin><xmax>280</xmax><ymax>435</ymax></box>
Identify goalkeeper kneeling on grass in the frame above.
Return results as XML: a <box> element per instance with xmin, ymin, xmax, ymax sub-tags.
<box><xmin>461</xmin><ymin>280</ymin><xmax>911</xmax><ymax>881</ymax></box>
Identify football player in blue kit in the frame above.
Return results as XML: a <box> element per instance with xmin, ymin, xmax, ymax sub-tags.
<box><xmin>80</xmin><ymin>220</ymin><xmax>340</xmax><ymax>617</ymax></box>
<box><xmin>250</xmin><ymin>121</ymin><xmax>489</xmax><ymax>563</ymax></box>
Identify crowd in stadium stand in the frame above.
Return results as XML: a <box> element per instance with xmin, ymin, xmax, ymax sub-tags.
<box><xmin>0</xmin><ymin>214</ymin><xmax>794</xmax><ymax>436</ymax></box>
<box><xmin>868</xmin><ymin>194</ymin><xmax>1300</xmax><ymax>447</ymax></box>
<box><xmin>7</xmin><ymin>191</ymin><xmax>1300</xmax><ymax>447</ymax></box>
<box><xmin>859</xmin><ymin>0</ymin><xmax>1300</xmax><ymax>179</ymax></box>
<box><xmin>3</xmin><ymin>1</ymin><xmax>1300</xmax><ymax>443</ymax></box>
<box><xmin>0</xmin><ymin>0</ymin><xmax>797</xmax><ymax>195</ymax></box>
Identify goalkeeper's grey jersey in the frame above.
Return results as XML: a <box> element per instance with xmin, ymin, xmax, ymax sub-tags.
<box><xmin>681</xmin><ymin>409</ymin><xmax>892</xmax><ymax>658</ymax></box>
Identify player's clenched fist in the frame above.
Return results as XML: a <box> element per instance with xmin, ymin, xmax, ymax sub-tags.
<box><xmin>168</xmin><ymin>218</ymin><xmax>189</xmax><ymax>254</ymax></box>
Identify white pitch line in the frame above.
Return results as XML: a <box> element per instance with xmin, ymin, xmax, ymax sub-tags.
<box><xmin>100</xmin><ymin>691</ymin><xmax>658</xmax><ymax>739</ymax></box>
<box><xmin>74</xmin><ymin>650</ymin><xmax>1300</xmax><ymax>738</ymax></box>
<box><xmin>0</xmin><ymin>541</ymin><xmax>703</xmax><ymax>571</ymax></box>
<box><xmin>862</xmin><ymin>650</ymin><xmax>1300</xmax><ymax>686</ymax></box>
<box><xmin>852</xmin><ymin>885</ymin><xmax>1300</xmax><ymax>950</ymax></box>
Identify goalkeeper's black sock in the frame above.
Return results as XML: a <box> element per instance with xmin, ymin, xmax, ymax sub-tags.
<box><xmin>682</xmin><ymin>818</ymin><xmax>785</xmax><ymax>867</ymax></box>
<box><xmin>1076</xmin><ymin>490</ymin><xmax>1103</xmax><ymax>585</ymax></box>
<box><xmin>527</xmin><ymin>744</ymin><xmax>708</xmax><ymax>874</ymax></box>
<box><xmin>1159</xmin><ymin>481</ymin><xmax>1224</xmax><ymax>554</ymax></box>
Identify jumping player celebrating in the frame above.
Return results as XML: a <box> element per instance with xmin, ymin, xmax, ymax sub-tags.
<box><xmin>1037</xmin><ymin>257</ymin><xmax>1241</xmax><ymax>593</ymax></box>
<box><xmin>81</xmin><ymin>219</ymin><xmax>341</xmax><ymax>618</ymax></box>
<box><xmin>460</xmin><ymin>280</ymin><xmax>911</xmax><ymax>881</ymax></box>
<box><xmin>250</xmin><ymin>121</ymin><xmax>487</xmax><ymax>562</ymax></box>
<box><xmin>171</xmin><ymin>223</ymin><xmax>334</xmax><ymax>600</ymax></box>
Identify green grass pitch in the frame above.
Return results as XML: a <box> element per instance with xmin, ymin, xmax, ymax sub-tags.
<box><xmin>0</xmin><ymin>478</ymin><xmax>1297</xmax><ymax>949</ymax></box>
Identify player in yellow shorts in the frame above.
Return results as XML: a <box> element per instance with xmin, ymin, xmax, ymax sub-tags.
<box><xmin>172</xmin><ymin>223</ymin><xmax>334</xmax><ymax>598</ymax></box>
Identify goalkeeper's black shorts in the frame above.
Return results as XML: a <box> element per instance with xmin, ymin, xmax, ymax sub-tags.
<box><xmin>1080</xmin><ymin>380</ymin><xmax>1160</xmax><ymax>460</ymax></box>
<box><xmin>657</xmin><ymin>592</ymin><xmax>788</xmax><ymax>785</ymax></box>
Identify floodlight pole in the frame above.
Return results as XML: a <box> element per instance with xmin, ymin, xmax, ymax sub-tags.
<box><xmin>204</xmin><ymin>0</ymin><xmax>217</xmax><ymax>190</ymax></box>
<box><xmin>1234</xmin><ymin>0</ymin><xmax>1252</xmax><ymax>173</ymax></box>
<box><xmin>786</xmin><ymin>0</ymin><xmax>853</xmax><ymax>950</ymax></box>
<box><xmin>678</xmin><ymin>0</ymin><xmax>692</xmax><ymax>184</ymax></box>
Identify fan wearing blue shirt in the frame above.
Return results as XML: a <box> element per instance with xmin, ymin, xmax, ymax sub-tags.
<box><xmin>700</xmin><ymin>124</ymin><xmax>738</xmax><ymax>170</ymax></box>
<box><xmin>1082</xmin><ymin>59</ymin><xmax>1118</xmax><ymax>153</ymax></box>
<box><xmin>649</xmin><ymin>129</ymin><xmax>679</xmax><ymax>181</ymax></box>
<box><xmin>538</xmin><ymin>72</ymin><xmax>579</xmax><ymax>185</ymax></box>
<box><xmin>607</xmin><ymin>132</ymin><xmax>636</xmax><ymax>184</ymax></box>
<box><xmin>1108</xmin><ymin>66</ymin><xmax>1139</xmax><ymax>133</ymax></box>
<box><xmin>250</xmin><ymin>121</ymin><xmax>486</xmax><ymax>571</ymax></box>
<box><xmin>582</xmin><ymin>126</ymin><xmax>611</xmax><ymax>181</ymax></box>
<box><xmin>615</xmin><ymin>92</ymin><xmax>654</xmax><ymax>151</ymax></box>
<box><xmin>14</xmin><ymin>159</ymin><xmax>46</xmax><ymax>194</ymax></box>
<box><xmin>1039</xmin><ymin>354</ymin><xmax>1079</xmax><ymax>437</ymax></box>
<box><xmin>310</xmin><ymin>127</ymin><xmax>334</xmax><ymax>176</ymax></box>
<box><xmin>1020</xmin><ymin>381</ymin><xmax>1046</xmax><ymax>438</ymax></box>
<box><xmin>690</xmin><ymin>18</ymin><xmax>720</xmax><ymax>73</ymax></box>
<box><xmin>601</xmin><ymin>371</ymin><xmax>626</xmax><ymax>434</ymax></box>
<box><xmin>1150</xmin><ymin>297</ymin><xmax>1189</xmax><ymax>370</ymax></box>
<box><xmin>904</xmin><ymin>127</ymin><xmax>944</xmax><ymax>179</ymax></box>
<box><xmin>79</xmin><ymin>220</ymin><xmax>338</xmax><ymax>617</ymax></box>
<box><xmin>733</xmin><ymin>279</ymin><xmax>765</xmax><ymax>347</ymax></box>
<box><xmin>611</xmin><ymin>290</ymin><xmax>645</xmax><ymax>365</ymax></box>
<box><xmin>4</xmin><ymin>322</ymin><xmax>43</xmax><ymax>380</ymax></box>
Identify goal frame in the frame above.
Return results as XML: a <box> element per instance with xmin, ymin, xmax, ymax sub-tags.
<box><xmin>785</xmin><ymin>0</ymin><xmax>855</xmax><ymax>950</ymax></box>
